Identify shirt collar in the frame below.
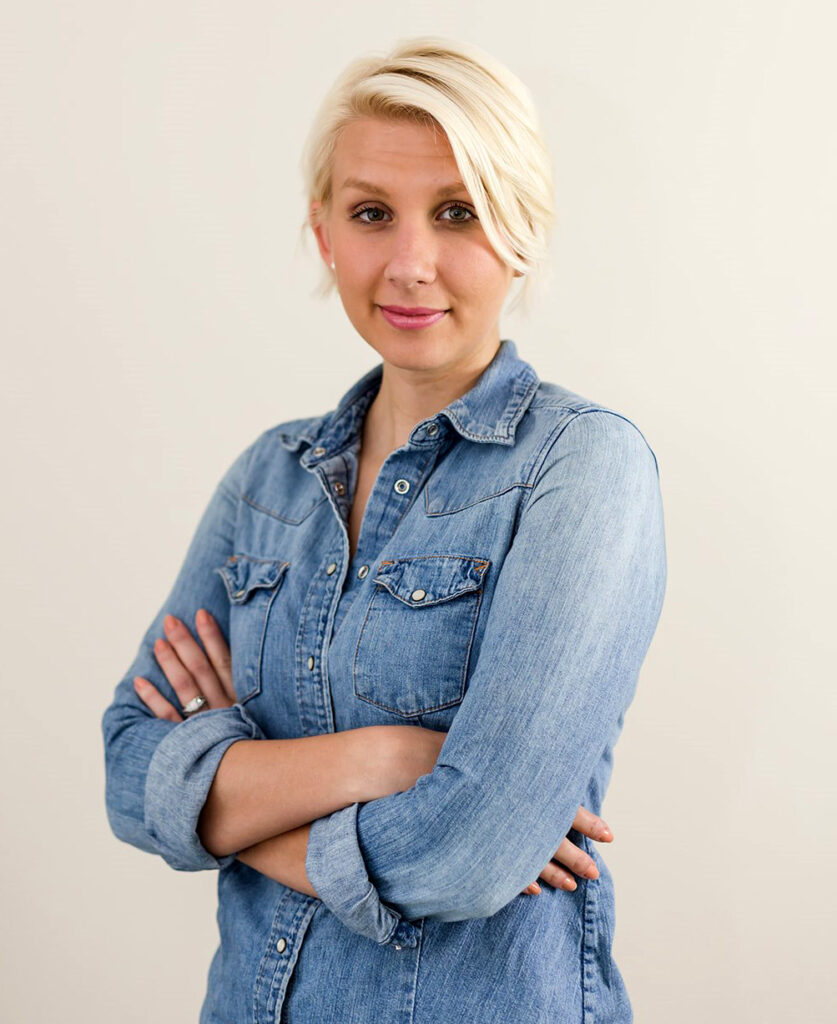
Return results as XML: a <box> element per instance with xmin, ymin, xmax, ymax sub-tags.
<box><xmin>278</xmin><ymin>338</ymin><xmax>539</xmax><ymax>459</ymax></box>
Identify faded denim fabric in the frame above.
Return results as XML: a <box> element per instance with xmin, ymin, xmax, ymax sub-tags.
<box><xmin>101</xmin><ymin>338</ymin><xmax>667</xmax><ymax>1023</ymax></box>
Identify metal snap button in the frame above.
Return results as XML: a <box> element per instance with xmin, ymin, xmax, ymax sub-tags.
<box><xmin>394</xmin><ymin>944</ymin><xmax>402</xmax><ymax>951</ymax></box>
<box><xmin>326</xmin><ymin>562</ymin><xmax>337</xmax><ymax>575</ymax></box>
<box><xmin>394</xmin><ymin>479</ymin><xmax>410</xmax><ymax>494</ymax></box>
<box><xmin>357</xmin><ymin>565</ymin><xmax>369</xmax><ymax>579</ymax></box>
<box><xmin>276</xmin><ymin>937</ymin><xmax>287</xmax><ymax>953</ymax></box>
<box><xmin>234</xmin><ymin>589</ymin><xmax>246</xmax><ymax>598</ymax></box>
<box><xmin>307</xmin><ymin>655</ymin><xmax>315</xmax><ymax>670</ymax></box>
<box><xmin>312</xmin><ymin>446</ymin><xmax>326</xmax><ymax>457</ymax></box>
<box><xmin>410</xmin><ymin>589</ymin><xmax>426</xmax><ymax>602</ymax></box>
<box><xmin>333</xmin><ymin>481</ymin><xmax>345</xmax><ymax>495</ymax></box>
<box><xmin>426</xmin><ymin>422</ymin><xmax>439</xmax><ymax>436</ymax></box>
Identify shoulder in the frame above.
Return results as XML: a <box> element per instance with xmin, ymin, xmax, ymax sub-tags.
<box><xmin>523</xmin><ymin>379</ymin><xmax>661</xmax><ymax>482</ymax></box>
<box><xmin>232</xmin><ymin>410</ymin><xmax>332</xmax><ymax>472</ymax></box>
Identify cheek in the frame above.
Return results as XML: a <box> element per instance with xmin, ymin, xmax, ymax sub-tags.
<box><xmin>339</xmin><ymin>261</ymin><xmax>376</xmax><ymax>303</ymax></box>
<box><xmin>448</xmin><ymin>238</ymin><xmax>507</xmax><ymax>284</ymax></box>
<box><xmin>447</xmin><ymin>264</ymin><xmax>509</xmax><ymax>310</ymax></box>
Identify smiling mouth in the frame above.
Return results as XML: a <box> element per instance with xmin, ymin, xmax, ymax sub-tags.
<box><xmin>378</xmin><ymin>305</ymin><xmax>450</xmax><ymax>316</ymax></box>
<box><xmin>377</xmin><ymin>306</ymin><xmax>450</xmax><ymax>330</ymax></box>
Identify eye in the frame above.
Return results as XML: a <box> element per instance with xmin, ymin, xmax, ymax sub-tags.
<box><xmin>350</xmin><ymin>204</ymin><xmax>391</xmax><ymax>224</ymax></box>
<box><xmin>349</xmin><ymin>202</ymin><xmax>477</xmax><ymax>225</ymax></box>
<box><xmin>439</xmin><ymin>203</ymin><xmax>477</xmax><ymax>223</ymax></box>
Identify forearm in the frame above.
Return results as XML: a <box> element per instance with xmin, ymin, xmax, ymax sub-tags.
<box><xmin>235</xmin><ymin>823</ymin><xmax>318</xmax><ymax>898</ymax></box>
<box><xmin>197</xmin><ymin>725</ymin><xmax>405</xmax><ymax>857</ymax></box>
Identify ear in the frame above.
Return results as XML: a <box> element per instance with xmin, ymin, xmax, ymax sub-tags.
<box><xmin>309</xmin><ymin>201</ymin><xmax>333</xmax><ymax>268</ymax></box>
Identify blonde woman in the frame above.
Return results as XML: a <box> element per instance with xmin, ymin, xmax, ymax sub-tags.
<box><xmin>102</xmin><ymin>37</ymin><xmax>666</xmax><ymax>1023</ymax></box>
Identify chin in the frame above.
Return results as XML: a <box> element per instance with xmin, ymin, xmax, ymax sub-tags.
<box><xmin>368</xmin><ymin>331</ymin><xmax>456</xmax><ymax>371</ymax></box>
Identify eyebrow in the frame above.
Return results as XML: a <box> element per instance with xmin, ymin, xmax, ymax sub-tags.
<box><xmin>340</xmin><ymin>177</ymin><xmax>469</xmax><ymax>200</ymax></box>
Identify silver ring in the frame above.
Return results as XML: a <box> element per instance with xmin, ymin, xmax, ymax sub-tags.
<box><xmin>181</xmin><ymin>694</ymin><xmax>208</xmax><ymax>717</ymax></box>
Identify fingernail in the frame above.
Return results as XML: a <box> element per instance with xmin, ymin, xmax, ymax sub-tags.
<box><xmin>531</xmin><ymin>883</ymin><xmax>541</xmax><ymax>894</ymax></box>
<box><xmin>600</xmin><ymin>826</ymin><xmax>612</xmax><ymax>839</ymax></box>
<box><xmin>563</xmin><ymin>879</ymin><xmax>577</xmax><ymax>891</ymax></box>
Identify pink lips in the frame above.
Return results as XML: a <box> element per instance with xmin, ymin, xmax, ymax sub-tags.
<box><xmin>379</xmin><ymin>305</ymin><xmax>449</xmax><ymax>330</ymax></box>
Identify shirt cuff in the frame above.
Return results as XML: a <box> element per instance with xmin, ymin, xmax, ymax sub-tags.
<box><xmin>144</xmin><ymin>703</ymin><xmax>266</xmax><ymax>871</ymax></box>
<box><xmin>306</xmin><ymin>802</ymin><xmax>420</xmax><ymax>948</ymax></box>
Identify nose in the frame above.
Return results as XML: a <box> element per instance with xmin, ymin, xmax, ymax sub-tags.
<box><xmin>383</xmin><ymin>220</ymin><xmax>438</xmax><ymax>288</ymax></box>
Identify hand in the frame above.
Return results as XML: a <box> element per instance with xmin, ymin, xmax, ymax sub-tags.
<box><xmin>133</xmin><ymin>610</ymin><xmax>236</xmax><ymax>721</ymax></box>
<box><xmin>521</xmin><ymin>805</ymin><xmax>613</xmax><ymax>896</ymax></box>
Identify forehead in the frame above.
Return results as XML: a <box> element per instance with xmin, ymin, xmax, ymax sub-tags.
<box><xmin>333</xmin><ymin>116</ymin><xmax>464</xmax><ymax>193</ymax></box>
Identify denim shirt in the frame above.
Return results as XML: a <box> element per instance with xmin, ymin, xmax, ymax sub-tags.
<box><xmin>101</xmin><ymin>338</ymin><xmax>667</xmax><ymax>1023</ymax></box>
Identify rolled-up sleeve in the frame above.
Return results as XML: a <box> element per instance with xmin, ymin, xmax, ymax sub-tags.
<box><xmin>101</xmin><ymin>436</ymin><xmax>265</xmax><ymax>872</ymax></box>
<box><xmin>306</xmin><ymin>409</ymin><xmax>668</xmax><ymax>943</ymax></box>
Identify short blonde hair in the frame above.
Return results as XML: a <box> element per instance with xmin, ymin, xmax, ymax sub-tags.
<box><xmin>299</xmin><ymin>36</ymin><xmax>556</xmax><ymax>316</ymax></box>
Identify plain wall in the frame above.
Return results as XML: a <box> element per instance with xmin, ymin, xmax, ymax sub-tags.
<box><xmin>2</xmin><ymin>2</ymin><xmax>834</xmax><ymax>1021</ymax></box>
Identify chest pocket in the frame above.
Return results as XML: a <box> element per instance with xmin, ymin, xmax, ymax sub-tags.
<box><xmin>353</xmin><ymin>554</ymin><xmax>490</xmax><ymax>718</ymax></box>
<box><xmin>214</xmin><ymin>554</ymin><xmax>290</xmax><ymax>704</ymax></box>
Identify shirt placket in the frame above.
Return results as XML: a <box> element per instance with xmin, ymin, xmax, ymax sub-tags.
<box><xmin>295</xmin><ymin>437</ymin><xmax>439</xmax><ymax>739</ymax></box>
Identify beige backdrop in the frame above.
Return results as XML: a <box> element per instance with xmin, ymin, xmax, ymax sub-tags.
<box><xmin>3</xmin><ymin>3</ymin><xmax>834</xmax><ymax>1021</ymax></box>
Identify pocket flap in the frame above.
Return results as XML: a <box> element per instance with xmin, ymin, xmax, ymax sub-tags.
<box><xmin>373</xmin><ymin>554</ymin><xmax>489</xmax><ymax>607</ymax></box>
<box><xmin>214</xmin><ymin>554</ymin><xmax>290</xmax><ymax>604</ymax></box>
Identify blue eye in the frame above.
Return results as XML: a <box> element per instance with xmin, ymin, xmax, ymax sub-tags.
<box><xmin>350</xmin><ymin>203</ymin><xmax>477</xmax><ymax>224</ymax></box>
<box><xmin>351</xmin><ymin>205</ymin><xmax>390</xmax><ymax>224</ymax></box>
<box><xmin>439</xmin><ymin>204</ymin><xmax>476</xmax><ymax>223</ymax></box>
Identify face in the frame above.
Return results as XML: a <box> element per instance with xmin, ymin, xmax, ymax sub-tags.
<box><xmin>310</xmin><ymin>115</ymin><xmax>518</xmax><ymax>377</ymax></box>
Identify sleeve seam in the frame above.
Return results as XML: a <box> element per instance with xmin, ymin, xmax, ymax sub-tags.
<box><xmin>523</xmin><ymin>408</ymin><xmax>660</xmax><ymax>517</ymax></box>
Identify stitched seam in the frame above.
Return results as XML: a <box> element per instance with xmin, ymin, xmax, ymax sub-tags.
<box><xmin>378</xmin><ymin>555</ymin><xmax>489</xmax><ymax>567</ymax></box>
<box><xmin>580</xmin><ymin>835</ymin><xmax>599</xmax><ymax>1024</ymax></box>
<box><xmin>580</xmin><ymin>875</ymin><xmax>590</xmax><ymax>1024</ymax></box>
<box><xmin>407</xmin><ymin>920</ymin><xmax>426</xmax><ymax>1024</ymax></box>
<box><xmin>525</xmin><ymin>410</ymin><xmax>660</xmax><ymax>517</ymax></box>
<box><xmin>424</xmin><ymin>480</ymin><xmax>531</xmax><ymax>515</ymax></box>
<box><xmin>242</xmin><ymin>492</ymin><xmax>328</xmax><ymax>525</ymax></box>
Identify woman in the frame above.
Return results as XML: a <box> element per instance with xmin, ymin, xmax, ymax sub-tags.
<box><xmin>102</xmin><ymin>37</ymin><xmax>667</xmax><ymax>1022</ymax></box>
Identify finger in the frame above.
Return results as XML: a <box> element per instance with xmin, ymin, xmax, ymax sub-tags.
<box><xmin>549</xmin><ymin>837</ymin><xmax>600</xmax><ymax>882</ymax></box>
<box><xmin>133</xmin><ymin>677</ymin><xmax>184</xmax><ymax>723</ymax></box>
<box><xmin>153</xmin><ymin>634</ymin><xmax>204</xmax><ymax>710</ymax></box>
<box><xmin>195</xmin><ymin>609</ymin><xmax>235</xmax><ymax>703</ymax></box>
<box><xmin>571</xmin><ymin>804</ymin><xmax>613</xmax><ymax>842</ymax></box>
<box><xmin>161</xmin><ymin>614</ymin><xmax>230</xmax><ymax>708</ymax></box>
<box><xmin>522</xmin><ymin>881</ymin><xmax>542</xmax><ymax>895</ymax></box>
<box><xmin>537</xmin><ymin>859</ymin><xmax>582</xmax><ymax>891</ymax></box>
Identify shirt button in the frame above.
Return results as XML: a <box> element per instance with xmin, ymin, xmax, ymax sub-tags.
<box><xmin>333</xmin><ymin>481</ymin><xmax>346</xmax><ymax>495</ymax></box>
<box><xmin>307</xmin><ymin>655</ymin><xmax>315</xmax><ymax>670</ymax></box>
<box><xmin>234</xmin><ymin>589</ymin><xmax>246</xmax><ymax>598</ymax></box>
<box><xmin>426</xmin><ymin>422</ymin><xmax>439</xmax><ymax>436</ymax></box>
<box><xmin>276</xmin><ymin>937</ymin><xmax>287</xmax><ymax>954</ymax></box>
<box><xmin>326</xmin><ymin>562</ymin><xmax>338</xmax><ymax>575</ymax></box>
<box><xmin>357</xmin><ymin>565</ymin><xmax>369</xmax><ymax>579</ymax></box>
<box><xmin>312</xmin><ymin>446</ymin><xmax>326</xmax><ymax>457</ymax></box>
<box><xmin>394</xmin><ymin>478</ymin><xmax>410</xmax><ymax>494</ymax></box>
<box><xmin>411</xmin><ymin>589</ymin><xmax>426</xmax><ymax>602</ymax></box>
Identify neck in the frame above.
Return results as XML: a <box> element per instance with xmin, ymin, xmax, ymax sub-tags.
<box><xmin>362</xmin><ymin>340</ymin><xmax>501</xmax><ymax>458</ymax></box>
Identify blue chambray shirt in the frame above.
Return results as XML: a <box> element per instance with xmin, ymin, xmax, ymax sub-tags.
<box><xmin>101</xmin><ymin>338</ymin><xmax>667</xmax><ymax>1023</ymax></box>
